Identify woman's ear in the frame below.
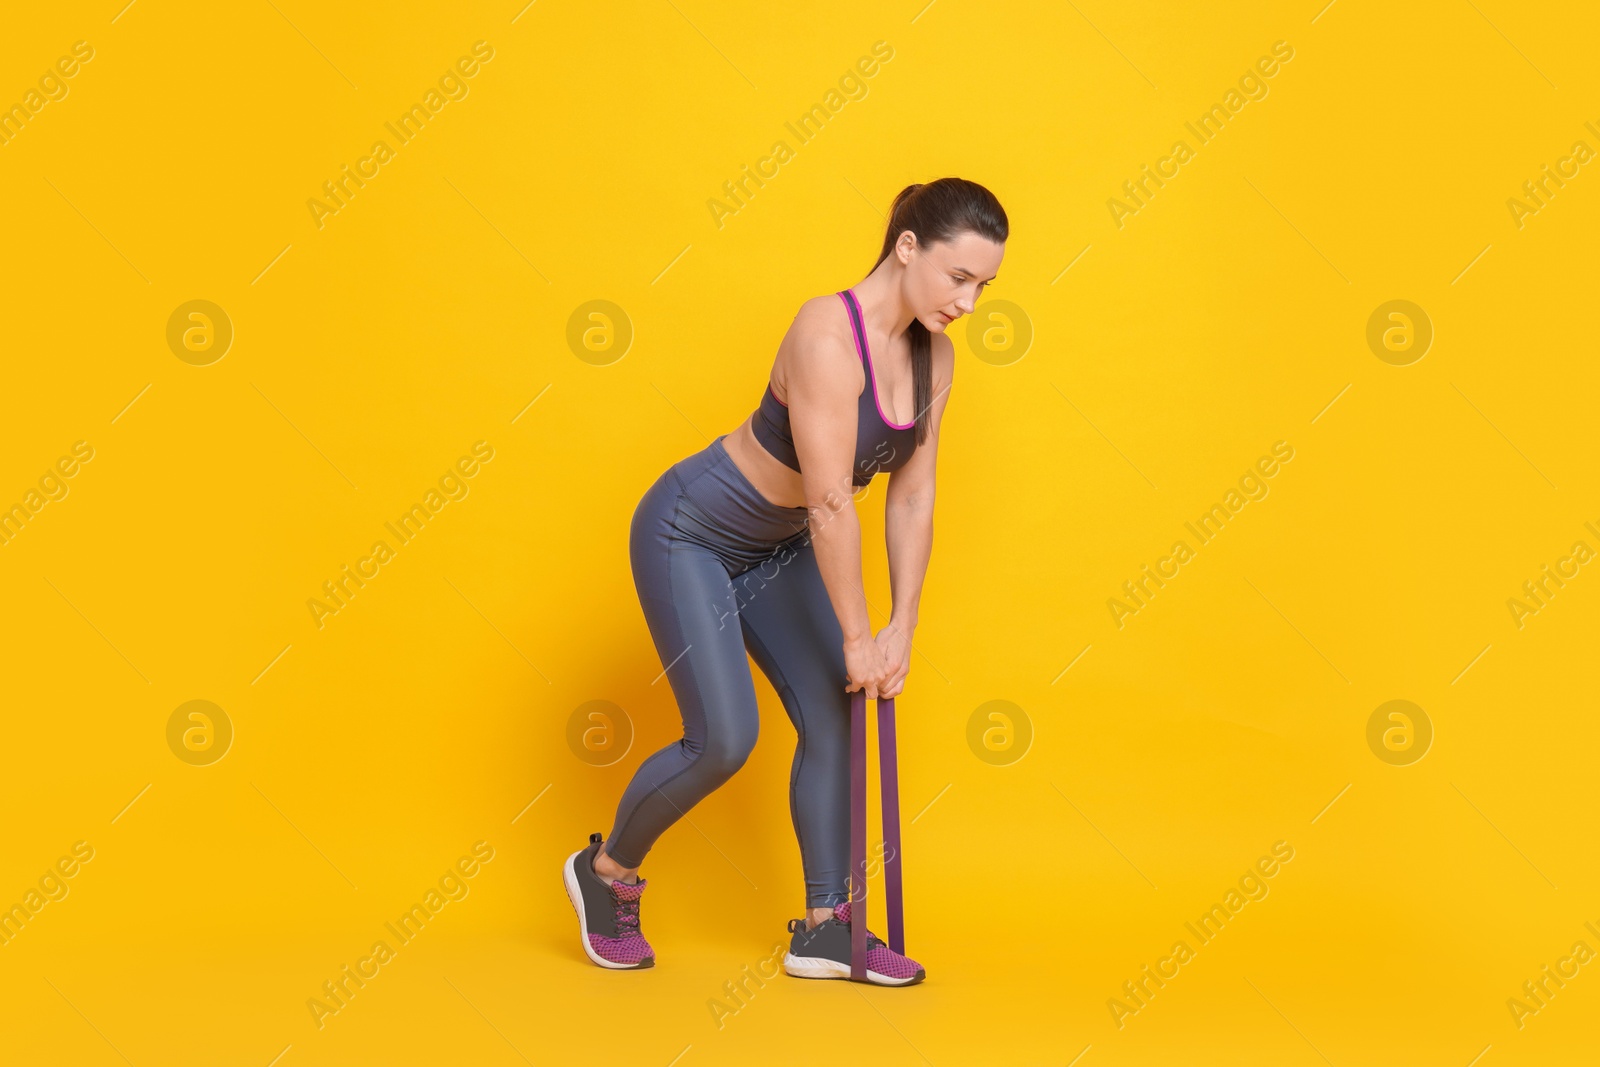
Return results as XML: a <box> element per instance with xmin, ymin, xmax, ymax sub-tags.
<box><xmin>896</xmin><ymin>230</ymin><xmax>918</xmax><ymax>264</ymax></box>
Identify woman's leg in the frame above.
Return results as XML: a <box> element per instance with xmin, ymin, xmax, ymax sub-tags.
<box><xmin>734</xmin><ymin>532</ymin><xmax>854</xmax><ymax>913</ymax></box>
<box><xmin>600</xmin><ymin>473</ymin><xmax>762</xmax><ymax>872</ymax></box>
<box><xmin>736</xmin><ymin>533</ymin><xmax>929</xmax><ymax>985</ymax></box>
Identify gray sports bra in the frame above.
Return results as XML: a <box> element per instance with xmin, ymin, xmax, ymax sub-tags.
<box><xmin>751</xmin><ymin>289</ymin><xmax>918</xmax><ymax>487</ymax></box>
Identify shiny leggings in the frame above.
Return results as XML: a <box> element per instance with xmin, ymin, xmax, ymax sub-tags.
<box><xmin>605</xmin><ymin>434</ymin><xmax>853</xmax><ymax>908</ymax></box>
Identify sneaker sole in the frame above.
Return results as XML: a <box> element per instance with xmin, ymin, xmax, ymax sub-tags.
<box><xmin>562</xmin><ymin>848</ymin><xmax>654</xmax><ymax>970</ymax></box>
<box><xmin>782</xmin><ymin>951</ymin><xmax>924</xmax><ymax>986</ymax></box>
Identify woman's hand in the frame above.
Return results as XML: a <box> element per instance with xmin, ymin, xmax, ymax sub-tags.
<box><xmin>843</xmin><ymin>634</ymin><xmax>895</xmax><ymax>700</ymax></box>
<box><xmin>874</xmin><ymin>622</ymin><xmax>913</xmax><ymax>699</ymax></box>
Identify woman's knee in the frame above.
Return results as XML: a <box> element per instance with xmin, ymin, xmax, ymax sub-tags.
<box><xmin>694</xmin><ymin>717</ymin><xmax>758</xmax><ymax>780</ymax></box>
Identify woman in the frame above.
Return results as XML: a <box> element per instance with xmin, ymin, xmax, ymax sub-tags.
<box><xmin>563</xmin><ymin>178</ymin><xmax>1007</xmax><ymax>985</ymax></box>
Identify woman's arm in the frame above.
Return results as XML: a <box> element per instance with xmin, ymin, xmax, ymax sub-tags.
<box><xmin>787</xmin><ymin>306</ymin><xmax>895</xmax><ymax>698</ymax></box>
<box><xmin>878</xmin><ymin>332</ymin><xmax>955</xmax><ymax>697</ymax></box>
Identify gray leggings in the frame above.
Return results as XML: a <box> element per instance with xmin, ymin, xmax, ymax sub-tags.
<box><xmin>606</xmin><ymin>434</ymin><xmax>852</xmax><ymax>908</ymax></box>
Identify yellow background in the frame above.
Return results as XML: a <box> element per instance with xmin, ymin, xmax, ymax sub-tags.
<box><xmin>2</xmin><ymin>1</ymin><xmax>1597</xmax><ymax>1064</ymax></box>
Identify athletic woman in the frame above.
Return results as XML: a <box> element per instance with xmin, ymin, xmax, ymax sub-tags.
<box><xmin>563</xmin><ymin>178</ymin><xmax>1007</xmax><ymax>985</ymax></box>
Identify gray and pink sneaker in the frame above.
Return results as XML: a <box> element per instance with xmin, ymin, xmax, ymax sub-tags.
<box><xmin>562</xmin><ymin>832</ymin><xmax>655</xmax><ymax>969</ymax></box>
<box><xmin>782</xmin><ymin>899</ymin><xmax>925</xmax><ymax>985</ymax></box>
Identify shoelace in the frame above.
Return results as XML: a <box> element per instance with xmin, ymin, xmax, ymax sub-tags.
<box><xmin>827</xmin><ymin>914</ymin><xmax>886</xmax><ymax>950</ymax></box>
<box><xmin>610</xmin><ymin>887</ymin><xmax>641</xmax><ymax>935</ymax></box>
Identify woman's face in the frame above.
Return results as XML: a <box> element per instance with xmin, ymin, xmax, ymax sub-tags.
<box><xmin>901</xmin><ymin>230</ymin><xmax>1004</xmax><ymax>332</ymax></box>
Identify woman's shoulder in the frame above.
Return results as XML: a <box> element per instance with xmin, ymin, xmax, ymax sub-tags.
<box><xmin>780</xmin><ymin>292</ymin><xmax>856</xmax><ymax>355</ymax></box>
<box><xmin>770</xmin><ymin>293</ymin><xmax>860</xmax><ymax>401</ymax></box>
<box><xmin>791</xmin><ymin>291</ymin><xmax>850</xmax><ymax>330</ymax></box>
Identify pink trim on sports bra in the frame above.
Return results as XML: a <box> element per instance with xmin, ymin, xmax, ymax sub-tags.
<box><xmin>839</xmin><ymin>289</ymin><xmax>915</xmax><ymax>430</ymax></box>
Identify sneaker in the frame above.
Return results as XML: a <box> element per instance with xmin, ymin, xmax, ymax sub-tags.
<box><xmin>782</xmin><ymin>899</ymin><xmax>925</xmax><ymax>985</ymax></box>
<box><xmin>562</xmin><ymin>832</ymin><xmax>654</xmax><ymax>969</ymax></box>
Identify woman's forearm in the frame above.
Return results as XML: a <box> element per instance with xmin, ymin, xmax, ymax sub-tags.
<box><xmin>808</xmin><ymin>500</ymin><xmax>872</xmax><ymax>644</ymax></box>
<box><xmin>885</xmin><ymin>500</ymin><xmax>933</xmax><ymax>629</ymax></box>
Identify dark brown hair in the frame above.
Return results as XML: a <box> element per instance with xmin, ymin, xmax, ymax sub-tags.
<box><xmin>870</xmin><ymin>179</ymin><xmax>1008</xmax><ymax>445</ymax></box>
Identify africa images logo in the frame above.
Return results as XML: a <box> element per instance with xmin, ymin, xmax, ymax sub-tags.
<box><xmin>306</xmin><ymin>42</ymin><xmax>496</xmax><ymax>230</ymax></box>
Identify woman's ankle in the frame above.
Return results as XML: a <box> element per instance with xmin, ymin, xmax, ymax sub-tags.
<box><xmin>594</xmin><ymin>845</ymin><xmax>640</xmax><ymax>884</ymax></box>
<box><xmin>804</xmin><ymin>905</ymin><xmax>837</xmax><ymax>930</ymax></box>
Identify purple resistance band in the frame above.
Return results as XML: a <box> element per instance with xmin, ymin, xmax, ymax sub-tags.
<box><xmin>849</xmin><ymin>690</ymin><xmax>905</xmax><ymax>981</ymax></box>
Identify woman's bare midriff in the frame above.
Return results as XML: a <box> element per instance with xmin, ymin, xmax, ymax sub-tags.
<box><xmin>723</xmin><ymin>413</ymin><xmax>810</xmax><ymax>509</ymax></box>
